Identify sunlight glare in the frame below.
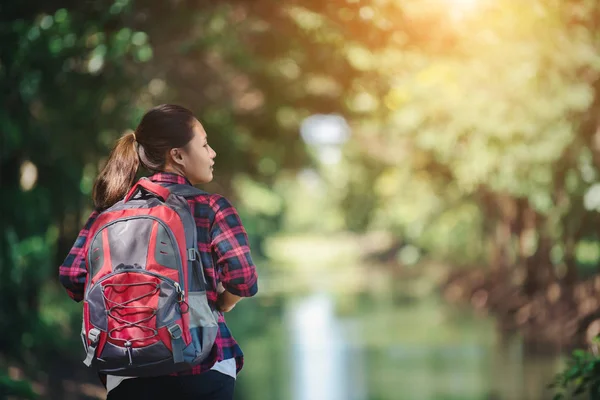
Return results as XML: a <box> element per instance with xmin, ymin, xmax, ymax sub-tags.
<box><xmin>446</xmin><ymin>0</ymin><xmax>479</xmax><ymax>9</ymax></box>
<box><xmin>20</xmin><ymin>160</ymin><xmax>38</xmax><ymax>191</ymax></box>
<box><xmin>443</xmin><ymin>0</ymin><xmax>481</xmax><ymax>20</ymax></box>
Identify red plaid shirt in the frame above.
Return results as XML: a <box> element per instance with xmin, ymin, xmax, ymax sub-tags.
<box><xmin>59</xmin><ymin>172</ymin><xmax>258</xmax><ymax>376</ymax></box>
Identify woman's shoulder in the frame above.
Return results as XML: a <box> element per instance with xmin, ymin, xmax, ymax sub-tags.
<box><xmin>187</xmin><ymin>191</ymin><xmax>239</xmax><ymax>216</ymax></box>
<box><xmin>207</xmin><ymin>193</ymin><xmax>236</xmax><ymax>209</ymax></box>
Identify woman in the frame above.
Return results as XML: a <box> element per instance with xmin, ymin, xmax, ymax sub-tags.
<box><xmin>59</xmin><ymin>104</ymin><xmax>258</xmax><ymax>400</ymax></box>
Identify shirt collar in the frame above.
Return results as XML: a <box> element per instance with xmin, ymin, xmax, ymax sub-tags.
<box><xmin>149</xmin><ymin>172</ymin><xmax>192</xmax><ymax>186</ymax></box>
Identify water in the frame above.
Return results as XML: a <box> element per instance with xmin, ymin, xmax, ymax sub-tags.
<box><xmin>289</xmin><ymin>293</ymin><xmax>352</xmax><ymax>400</ymax></box>
<box><xmin>227</xmin><ymin>283</ymin><xmax>566</xmax><ymax>400</ymax></box>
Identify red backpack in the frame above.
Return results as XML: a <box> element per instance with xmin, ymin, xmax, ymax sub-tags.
<box><xmin>81</xmin><ymin>178</ymin><xmax>217</xmax><ymax>376</ymax></box>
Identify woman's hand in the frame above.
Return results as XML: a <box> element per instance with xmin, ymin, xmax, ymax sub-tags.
<box><xmin>216</xmin><ymin>282</ymin><xmax>242</xmax><ymax>312</ymax></box>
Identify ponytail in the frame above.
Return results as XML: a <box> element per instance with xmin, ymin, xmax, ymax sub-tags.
<box><xmin>92</xmin><ymin>131</ymin><xmax>140</xmax><ymax>210</ymax></box>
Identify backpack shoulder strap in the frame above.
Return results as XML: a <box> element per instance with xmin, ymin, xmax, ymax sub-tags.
<box><xmin>163</xmin><ymin>183</ymin><xmax>208</xmax><ymax>198</ymax></box>
<box><xmin>161</xmin><ymin>182</ymin><xmax>209</xmax><ymax>292</ymax></box>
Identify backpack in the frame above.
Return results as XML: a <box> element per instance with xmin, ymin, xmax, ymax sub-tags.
<box><xmin>80</xmin><ymin>178</ymin><xmax>218</xmax><ymax>377</ymax></box>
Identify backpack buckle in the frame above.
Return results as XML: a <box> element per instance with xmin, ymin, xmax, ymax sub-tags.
<box><xmin>187</xmin><ymin>248</ymin><xmax>197</xmax><ymax>261</ymax></box>
<box><xmin>88</xmin><ymin>328</ymin><xmax>100</xmax><ymax>344</ymax></box>
<box><xmin>168</xmin><ymin>324</ymin><xmax>182</xmax><ymax>340</ymax></box>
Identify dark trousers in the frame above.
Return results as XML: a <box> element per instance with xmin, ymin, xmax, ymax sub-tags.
<box><xmin>106</xmin><ymin>371</ymin><xmax>235</xmax><ymax>400</ymax></box>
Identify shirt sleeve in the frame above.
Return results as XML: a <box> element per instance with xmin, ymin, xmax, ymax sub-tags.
<box><xmin>210</xmin><ymin>195</ymin><xmax>258</xmax><ymax>297</ymax></box>
<box><xmin>58</xmin><ymin>210</ymin><xmax>99</xmax><ymax>302</ymax></box>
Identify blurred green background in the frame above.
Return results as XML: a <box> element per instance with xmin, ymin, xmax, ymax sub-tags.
<box><xmin>3</xmin><ymin>0</ymin><xmax>600</xmax><ymax>399</ymax></box>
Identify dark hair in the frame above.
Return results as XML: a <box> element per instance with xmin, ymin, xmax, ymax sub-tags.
<box><xmin>92</xmin><ymin>104</ymin><xmax>197</xmax><ymax>210</ymax></box>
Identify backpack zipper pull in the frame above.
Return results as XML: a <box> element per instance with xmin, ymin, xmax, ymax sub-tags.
<box><xmin>125</xmin><ymin>341</ymin><xmax>133</xmax><ymax>365</ymax></box>
<box><xmin>174</xmin><ymin>282</ymin><xmax>185</xmax><ymax>302</ymax></box>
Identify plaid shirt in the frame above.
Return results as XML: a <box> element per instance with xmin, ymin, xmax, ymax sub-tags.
<box><xmin>59</xmin><ymin>172</ymin><xmax>258</xmax><ymax>376</ymax></box>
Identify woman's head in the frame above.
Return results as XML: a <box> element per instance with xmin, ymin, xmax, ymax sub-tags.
<box><xmin>92</xmin><ymin>104</ymin><xmax>216</xmax><ymax>210</ymax></box>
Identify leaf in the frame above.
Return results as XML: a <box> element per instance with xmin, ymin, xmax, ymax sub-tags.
<box><xmin>567</xmin><ymin>366</ymin><xmax>583</xmax><ymax>380</ymax></box>
<box><xmin>573</xmin><ymin>384</ymin><xmax>587</xmax><ymax>395</ymax></box>
<box><xmin>573</xmin><ymin>349</ymin><xmax>590</xmax><ymax>363</ymax></box>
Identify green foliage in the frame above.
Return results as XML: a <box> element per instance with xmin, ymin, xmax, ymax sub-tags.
<box><xmin>276</xmin><ymin>0</ymin><xmax>600</xmax><ymax>280</ymax></box>
<box><xmin>550</xmin><ymin>347</ymin><xmax>600</xmax><ymax>400</ymax></box>
<box><xmin>0</xmin><ymin>370</ymin><xmax>38</xmax><ymax>399</ymax></box>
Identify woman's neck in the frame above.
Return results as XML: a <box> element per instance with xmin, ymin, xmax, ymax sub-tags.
<box><xmin>163</xmin><ymin>164</ymin><xmax>185</xmax><ymax>178</ymax></box>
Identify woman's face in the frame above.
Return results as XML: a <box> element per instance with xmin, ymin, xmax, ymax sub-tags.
<box><xmin>169</xmin><ymin>120</ymin><xmax>217</xmax><ymax>185</ymax></box>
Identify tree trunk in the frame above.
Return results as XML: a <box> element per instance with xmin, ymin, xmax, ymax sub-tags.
<box><xmin>524</xmin><ymin>234</ymin><xmax>555</xmax><ymax>297</ymax></box>
<box><xmin>491</xmin><ymin>218</ymin><xmax>512</xmax><ymax>273</ymax></box>
<box><xmin>516</xmin><ymin>198</ymin><xmax>536</xmax><ymax>269</ymax></box>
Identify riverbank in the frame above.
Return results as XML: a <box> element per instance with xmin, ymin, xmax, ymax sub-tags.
<box><xmin>441</xmin><ymin>267</ymin><xmax>600</xmax><ymax>351</ymax></box>
<box><xmin>264</xmin><ymin>232</ymin><xmax>600</xmax><ymax>351</ymax></box>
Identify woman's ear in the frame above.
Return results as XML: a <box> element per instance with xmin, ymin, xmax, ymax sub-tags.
<box><xmin>170</xmin><ymin>148</ymin><xmax>185</xmax><ymax>167</ymax></box>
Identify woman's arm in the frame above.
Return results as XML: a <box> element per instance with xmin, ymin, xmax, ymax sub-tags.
<box><xmin>58</xmin><ymin>210</ymin><xmax>99</xmax><ymax>302</ymax></box>
<box><xmin>210</xmin><ymin>195</ymin><xmax>258</xmax><ymax>312</ymax></box>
